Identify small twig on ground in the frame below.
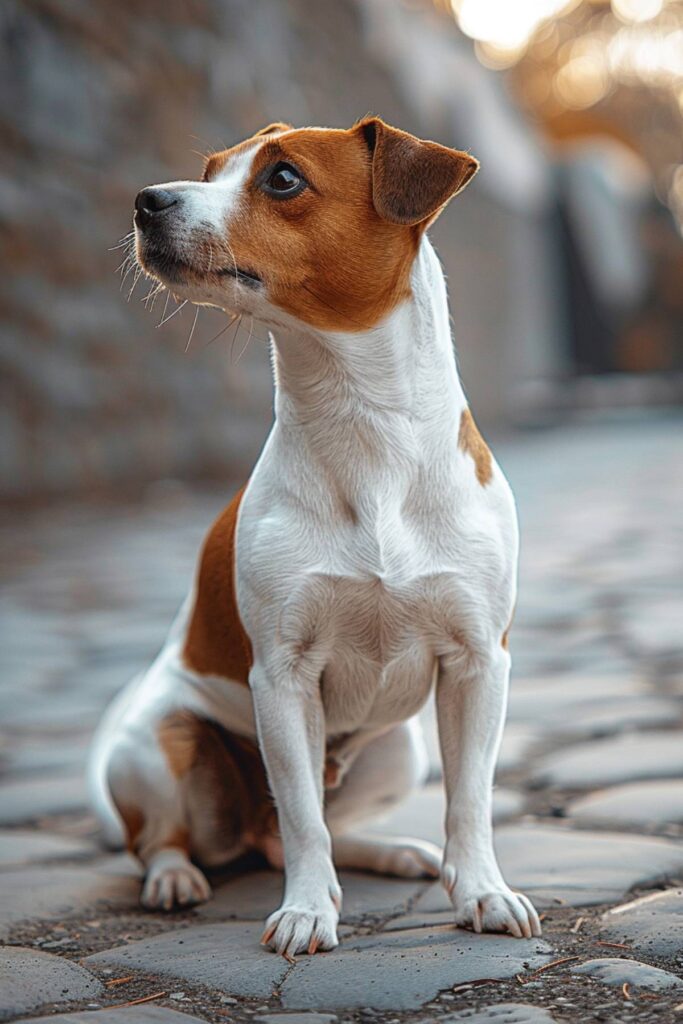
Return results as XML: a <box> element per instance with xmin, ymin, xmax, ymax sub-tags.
<box><xmin>452</xmin><ymin>979</ymin><xmax>501</xmax><ymax>993</ymax></box>
<box><xmin>622</xmin><ymin>982</ymin><xmax>631</xmax><ymax>1000</ymax></box>
<box><xmin>528</xmin><ymin>955</ymin><xmax>581</xmax><ymax>978</ymax></box>
<box><xmin>570</xmin><ymin>916</ymin><xmax>585</xmax><ymax>933</ymax></box>
<box><xmin>104</xmin><ymin>975</ymin><xmax>136</xmax><ymax>988</ymax></box>
<box><xmin>108</xmin><ymin>991</ymin><xmax>166</xmax><ymax>1009</ymax></box>
<box><xmin>595</xmin><ymin>940</ymin><xmax>632</xmax><ymax>950</ymax></box>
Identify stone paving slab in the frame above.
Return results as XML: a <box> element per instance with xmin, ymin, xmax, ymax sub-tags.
<box><xmin>572</xmin><ymin>957</ymin><xmax>683</xmax><ymax>991</ymax></box>
<box><xmin>86</xmin><ymin>923</ymin><xmax>291</xmax><ymax>998</ymax></box>
<box><xmin>532</xmin><ymin>731</ymin><xmax>683</xmax><ymax>789</ymax></box>
<box><xmin>600</xmin><ymin>888</ymin><xmax>683</xmax><ymax>957</ymax></box>
<box><xmin>568</xmin><ymin>779</ymin><xmax>683</xmax><ymax>827</ymax></box>
<box><xmin>367</xmin><ymin>784</ymin><xmax>523</xmax><ymax>849</ymax></box>
<box><xmin>410</xmin><ymin>825</ymin><xmax>683</xmax><ymax>912</ymax></box>
<box><xmin>0</xmin><ymin>829</ymin><xmax>94</xmax><ymax>867</ymax></box>
<box><xmin>508</xmin><ymin>679</ymin><xmax>679</xmax><ymax>737</ymax></box>
<box><xmin>278</xmin><ymin>927</ymin><xmax>551</xmax><ymax>1011</ymax></box>
<box><xmin>196</xmin><ymin>869</ymin><xmax>426</xmax><ymax>924</ymax></box>
<box><xmin>439</xmin><ymin>1005</ymin><xmax>559</xmax><ymax>1023</ymax></box>
<box><xmin>16</xmin><ymin>1008</ymin><xmax>210</xmax><ymax>1023</ymax></box>
<box><xmin>0</xmin><ymin>864</ymin><xmax>139</xmax><ymax>938</ymax></box>
<box><xmin>0</xmin><ymin>946</ymin><xmax>103</xmax><ymax>1021</ymax></box>
<box><xmin>255</xmin><ymin>1015</ymin><xmax>338</xmax><ymax>1024</ymax></box>
<box><xmin>0</xmin><ymin>774</ymin><xmax>88</xmax><ymax>825</ymax></box>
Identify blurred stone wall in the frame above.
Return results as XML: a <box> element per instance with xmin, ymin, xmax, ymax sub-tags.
<box><xmin>0</xmin><ymin>0</ymin><xmax>563</xmax><ymax>499</ymax></box>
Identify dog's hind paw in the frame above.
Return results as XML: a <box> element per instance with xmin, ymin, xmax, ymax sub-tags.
<box><xmin>141</xmin><ymin>850</ymin><xmax>212</xmax><ymax>911</ymax></box>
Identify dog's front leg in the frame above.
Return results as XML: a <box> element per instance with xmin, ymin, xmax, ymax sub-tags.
<box><xmin>436</xmin><ymin>647</ymin><xmax>541</xmax><ymax>939</ymax></box>
<box><xmin>250</xmin><ymin>663</ymin><xmax>341</xmax><ymax>957</ymax></box>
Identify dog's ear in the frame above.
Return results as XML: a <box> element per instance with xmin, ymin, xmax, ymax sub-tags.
<box><xmin>358</xmin><ymin>117</ymin><xmax>479</xmax><ymax>227</ymax></box>
<box><xmin>256</xmin><ymin>122</ymin><xmax>293</xmax><ymax>136</ymax></box>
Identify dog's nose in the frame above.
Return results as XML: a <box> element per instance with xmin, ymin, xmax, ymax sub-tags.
<box><xmin>134</xmin><ymin>188</ymin><xmax>178</xmax><ymax>229</ymax></box>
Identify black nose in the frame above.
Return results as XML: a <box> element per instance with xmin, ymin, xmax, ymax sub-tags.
<box><xmin>134</xmin><ymin>187</ymin><xmax>177</xmax><ymax>229</ymax></box>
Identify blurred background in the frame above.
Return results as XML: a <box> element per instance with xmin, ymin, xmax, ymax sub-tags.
<box><xmin>0</xmin><ymin>0</ymin><xmax>681</xmax><ymax>500</ymax></box>
<box><xmin>0</xmin><ymin>4</ymin><xmax>682</xmax><ymax>986</ymax></box>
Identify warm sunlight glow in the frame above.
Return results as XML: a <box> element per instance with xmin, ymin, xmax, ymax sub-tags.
<box><xmin>612</xmin><ymin>0</ymin><xmax>664</xmax><ymax>23</ymax></box>
<box><xmin>451</xmin><ymin>0</ymin><xmax>574</xmax><ymax>53</ymax></box>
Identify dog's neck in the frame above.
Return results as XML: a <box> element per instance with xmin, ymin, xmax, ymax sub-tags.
<box><xmin>269</xmin><ymin>238</ymin><xmax>467</xmax><ymax>483</ymax></box>
<box><xmin>266</xmin><ymin>238</ymin><xmax>466</xmax><ymax>513</ymax></box>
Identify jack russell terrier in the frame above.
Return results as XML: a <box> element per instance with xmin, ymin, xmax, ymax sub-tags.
<box><xmin>89</xmin><ymin>118</ymin><xmax>541</xmax><ymax>957</ymax></box>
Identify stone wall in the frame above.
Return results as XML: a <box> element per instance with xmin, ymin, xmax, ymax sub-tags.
<box><xmin>0</xmin><ymin>0</ymin><xmax>562</xmax><ymax>498</ymax></box>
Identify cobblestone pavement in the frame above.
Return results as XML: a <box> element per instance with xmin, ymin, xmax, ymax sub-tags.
<box><xmin>1</xmin><ymin>411</ymin><xmax>682</xmax><ymax>1024</ymax></box>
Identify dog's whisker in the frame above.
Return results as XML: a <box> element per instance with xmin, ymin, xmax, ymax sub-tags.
<box><xmin>229</xmin><ymin>315</ymin><xmax>244</xmax><ymax>363</ymax></box>
<box><xmin>120</xmin><ymin>260</ymin><xmax>137</xmax><ymax>291</ymax></box>
<box><xmin>109</xmin><ymin>233</ymin><xmax>135</xmax><ymax>252</ymax></box>
<box><xmin>157</xmin><ymin>298</ymin><xmax>187</xmax><ymax>328</ymax></box>
<box><xmin>149</xmin><ymin>284</ymin><xmax>165</xmax><ymax>314</ymax></box>
<box><xmin>185</xmin><ymin>305</ymin><xmax>200</xmax><ymax>352</ymax></box>
<box><xmin>202</xmin><ymin>313</ymin><xmax>239</xmax><ymax>350</ymax></box>
<box><xmin>127</xmin><ymin>265</ymin><xmax>143</xmax><ymax>302</ymax></box>
<box><xmin>158</xmin><ymin>289</ymin><xmax>171</xmax><ymax>327</ymax></box>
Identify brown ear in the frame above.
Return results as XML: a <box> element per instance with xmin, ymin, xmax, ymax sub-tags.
<box><xmin>359</xmin><ymin>117</ymin><xmax>479</xmax><ymax>227</ymax></box>
<box><xmin>256</xmin><ymin>122</ymin><xmax>293</xmax><ymax>136</ymax></box>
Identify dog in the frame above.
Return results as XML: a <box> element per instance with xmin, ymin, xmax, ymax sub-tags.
<box><xmin>89</xmin><ymin>118</ymin><xmax>541</xmax><ymax>957</ymax></box>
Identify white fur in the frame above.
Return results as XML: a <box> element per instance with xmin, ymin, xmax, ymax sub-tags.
<box><xmin>90</xmin><ymin>155</ymin><xmax>540</xmax><ymax>952</ymax></box>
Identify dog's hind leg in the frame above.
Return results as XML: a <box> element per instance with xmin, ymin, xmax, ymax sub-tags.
<box><xmin>327</xmin><ymin>717</ymin><xmax>441</xmax><ymax>879</ymax></box>
<box><xmin>104</xmin><ymin>709</ymin><xmax>255</xmax><ymax>910</ymax></box>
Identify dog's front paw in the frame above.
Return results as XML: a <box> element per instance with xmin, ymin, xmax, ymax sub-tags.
<box><xmin>443</xmin><ymin>867</ymin><xmax>541</xmax><ymax>939</ymax></box>
<box><xmin>261</xmin><ymin>900</ymin><xmax>340</xmax><ymax>958</ymax></box>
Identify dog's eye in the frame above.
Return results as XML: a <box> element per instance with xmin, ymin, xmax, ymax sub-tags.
<box><xmin>264</xmin><ymin>163</ymin><xmax>305</xmax><ymax>196</ymax></box>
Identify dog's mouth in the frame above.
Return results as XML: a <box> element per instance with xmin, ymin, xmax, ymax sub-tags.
<box><xmin>137</xmin><ymin>242</ymin><xmax>262</xmax><ymax>291</ymax></box>
<box><xmin>216</xmin><ymin>265</ymin><xmax>262</xmax><ymax>288</ymax></box>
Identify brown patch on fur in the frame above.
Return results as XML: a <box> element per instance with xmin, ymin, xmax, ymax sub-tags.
<box><xmin>158</xmin><ymin>710</ymin><xmax>202</xmax><ymax>778</ymax></box>
<box><xmin>458</xmin><ymin>408</ymin><xmax>492</xmax><ymax>486</ymax></box>
<box><xmin>163</xmin><ymin>825</ymin><xmax>191</xmax><ymax>852</ymax></box>
<box><xmin>118</xmin><ymin>803</ymin><xmax>144</xmax><ymax>854</ymax></box>
<box><xmin>183</xmin><ymin>486</ymin><xmax>253</xmax><ymax>684</ymax></box>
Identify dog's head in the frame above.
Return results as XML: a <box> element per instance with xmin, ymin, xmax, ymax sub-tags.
<box><xmin>134</xmin><ymin>118</ymin><xmax>478</xmax><ymax>332</ymax></box>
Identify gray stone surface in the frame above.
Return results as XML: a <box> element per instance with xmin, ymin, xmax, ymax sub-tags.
<box><xmin>600</xmin><ymin>889</ymin><xmax>683</xmax><ymax>957</ymax></box>
<box><xmin>414</xmin><ymin>825</ymin><xmax>683</xmax><ymax>910</ymax></box>
<box><xmin>2</xmin><ymin>418</ymin><xmax>683</xmax><ymax>1020</ymax></box>
<box><xmin>367</xmin><ymin>784</ymin><xmax>523</xmax><ymax>848</ymax></box>
<box><xmin>279</xmin><ymin>927</ymin><xmax>551</xmax><ymax>1011</ymax></box>
<box><xmin>440</xmin><ymin>1005</ymin><xmax>559</xmax><ymax>1023</ymax></box>
<box><xmin>255</xmin><ymin>1016</ymin><xmax>338</xmax><ymax>1024</ymax></box>
<box><xmin>532</xmin><ymin>731</ymin><xmax>683</xmax><ymax>788</ymax></box>
<box><xmin>0</xmin><ymin>829</ymin><xmax>93</xmax><ymax>867</ymax></box>
<box><xmin>86</xmin><ymin>923</ymin><xmax>291</xmax><ymax>998</ymax></box>
<box><xmin>197</xmin><ymin>870</ymin><xmax>425</xmax><ymax>924</ymax></box>
<box><xmin>568</xmin><ymin>779</ymin><xmax>683</xmax><ymax>827</ymax></box>
<box><xmin>0</xmin><ymin>864</ymin><xmax>139</xmax><ymax>938</ymax></box>
<box><xmin>0</xmin><ymin>946</ymin><xmax>103</xmax><ymax>1020</ymax></box>
<box><xmin>21</xmin><ymin>1009</ymin><xmax>210</xmax><ymax>1024</ymax></box>
<box><xmin>0</xmin><ymin>774</ymin><xmax>88</xmax><ymax>824</ymax></box>
<box><xmin>572</xmin><ymin>957</ymin><xmax>683</xmax><ymax>991</ymax></box>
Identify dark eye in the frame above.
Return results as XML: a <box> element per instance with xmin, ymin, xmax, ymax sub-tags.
<box><xmin>264</xmin><ymin>162</ymin><xmax>305</xmax><ymax>196</ymax></box>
